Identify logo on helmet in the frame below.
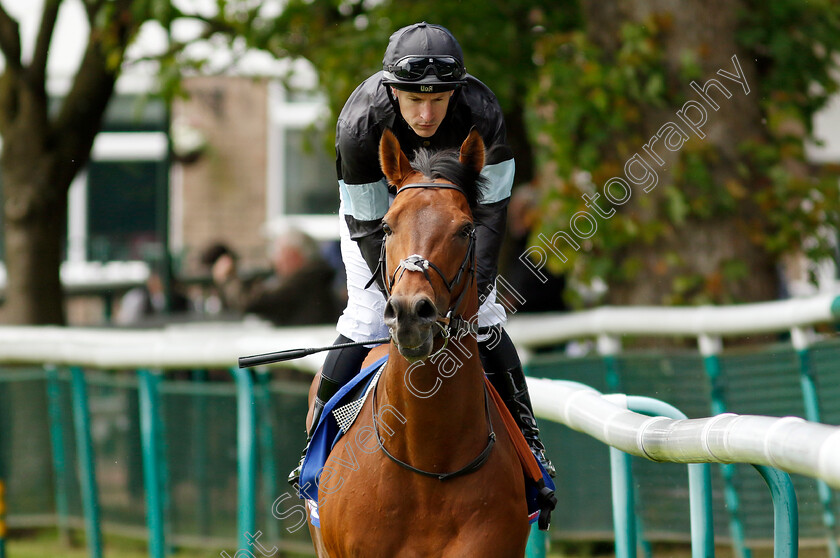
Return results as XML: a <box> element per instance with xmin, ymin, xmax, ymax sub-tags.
<box><xmin>420</xmin><ymin>85</ymin><xmax>433</xmax><ymax>92</ymax></box>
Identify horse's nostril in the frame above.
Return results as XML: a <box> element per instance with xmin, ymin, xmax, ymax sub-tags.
<box><xmin>414</xmin><ymin>298</ymin><xmax>437</xmax><ymax>322</ymax></box>
<box><xmin>384</xmin><ymin>299</ymin><xmax>398</xmax><ymax>322</ymax></box>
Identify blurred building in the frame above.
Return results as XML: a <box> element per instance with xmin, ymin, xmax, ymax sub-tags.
<box><xmin>0</xmin><ymin>2</ymin><xmax>341</xmax><ymax>324</ymax></box>
<box><xmin>172</xmin><ymin>74</ymin><xmax>339</xmax><ymax>278</ymax></box>
<box><xmin>0</xmin><ymin>1</ymin><xmax>839</xmax><ymax>324</ymax></box>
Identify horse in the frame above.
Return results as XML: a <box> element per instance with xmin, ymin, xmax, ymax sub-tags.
<box><xmin>304</xmin><ymin>128</ymin><xmax>531</xmax><ymax>557</ymax></box>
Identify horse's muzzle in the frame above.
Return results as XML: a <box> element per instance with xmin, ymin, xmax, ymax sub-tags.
<box><xmin>383</xmin><ymin>294</ymin><xmax>438</xmax><ymax>362</ymax></box>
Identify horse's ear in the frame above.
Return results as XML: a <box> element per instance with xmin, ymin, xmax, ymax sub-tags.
<box><xmin>459</xmin><ymin>128</ymin><xmax>485</xmax><ymax>174</ymax></box>
<box><xmin>379</xmin><ymin>128</ymin><xmax>413</xmax><ymax>186</ymax></box>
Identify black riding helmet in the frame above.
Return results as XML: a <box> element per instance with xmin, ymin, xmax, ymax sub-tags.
<box><xmin>381</xmin><ymin>22</ymin><xmax>468</xmax><ymax>94</ymax></box>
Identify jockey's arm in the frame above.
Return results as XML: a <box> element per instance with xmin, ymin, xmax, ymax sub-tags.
<box><xmin>339</xmin><ymin>176</ymin><xmax>390</xmax><ymax>294</ymax></box>
<box><xmin>473</xmin><ymin>157</ymin><xmax>515</xmax><ymax>297</ymax></box>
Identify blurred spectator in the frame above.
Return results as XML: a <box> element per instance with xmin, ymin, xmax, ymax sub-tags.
<box><xmin>503</xmin><ymin>184</ymin><xmax>568</xmax><ymax>313</ymax></box>
<box><xmin>116</xmin><ymin>257</ymin><xmax>192</xmax><ymax>325</ymax></box>
<box><xmin>207</xmin><ymin>229</ymin><xmax>343</xmax><ymax>326</ymax></box>
<box><xmin>200</xmin><ymin>242</ymin><xmax>238</xmax><ymax>274</ymax></box>
<box><xmin>199</xmin><ymin>242</ymin><xmax>240</xmax><ymax>316</ymax></box>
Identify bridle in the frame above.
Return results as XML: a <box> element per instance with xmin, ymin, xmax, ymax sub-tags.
<box><xmin>368</xmin><ymin>181</ymin><xmax>497</xmax><ymax>481</ymax></box>
<box><xmin>366</xmin><ymin>182</ymin><xmax>485</xmax><ymax>353</ymax></box>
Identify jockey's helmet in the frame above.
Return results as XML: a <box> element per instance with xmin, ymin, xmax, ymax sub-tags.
<box><xmin>381</xmin><ymin>22</ymin><xmax>468</xmax><ymax>94</ymax></box>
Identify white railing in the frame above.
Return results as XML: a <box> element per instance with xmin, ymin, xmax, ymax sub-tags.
<box><xmin>2</xmin><ymin>291</ymin><xmax>837</xmax><ymax>369</ymax></box>
<box><xmin>0</xmin><ymin>323</ymin><xmax>336</xmax><ymax>370</ymax></box>
<box><xmin>528</xmin><ymin>379</ymin><xmax>840</xmax><ymax>490</ymax></box>
<box><xmin>505</xmin><ymin>291</ymin><xmax>840</xmax><ymax>346</ymax></box>
<box><xmin>0</xmin><ymin>292</ymin><xmax>838</xmax><ymax>492</ymax></box>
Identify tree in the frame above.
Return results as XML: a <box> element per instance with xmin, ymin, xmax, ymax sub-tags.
<box><xmin>528</xmin><ymin>0</ymin><xmax>840</xmax><ymax>306</ymax></box>
<box><xmin>275</xmin><ymin>0</ymin><xmax>580</xmax><ymax>185</ymax></box>
<box><xmin>0</xmin><ymin>0</ymin><xmax>285</xmax><ymax>325</ymax></box>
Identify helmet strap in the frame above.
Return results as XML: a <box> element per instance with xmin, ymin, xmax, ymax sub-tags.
<box><xmin>449</xmin><ymin>84</ymin><xmax>463</xmax><ymax>108</ymax></box>
<box><xmin>384</xmin><ymin>83</ymin><xmax>402</xmax><ymax>119</ymax></box>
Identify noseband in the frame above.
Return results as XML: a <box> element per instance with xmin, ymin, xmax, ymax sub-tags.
<box><xmin>367</xmin><ymin>182</ymin><xmax>483</xmax><ymax>345</ymax></box>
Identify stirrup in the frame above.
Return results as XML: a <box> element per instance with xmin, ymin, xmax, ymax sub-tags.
<box><xmin>287</xmin><ymin>444</ymin><xmax>309</xmax><ymax>488</ymax></box>
<box><xmin>531</xmin><ymin>446</ymin><xmax>556</xmax><ymax>478</ymax></box>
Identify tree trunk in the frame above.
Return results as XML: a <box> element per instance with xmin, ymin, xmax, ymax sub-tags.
<box><xmin>0</xmin><ymin>18</ymin><xmax>123</xmax><ymax>325</ymax></box>
<box><xmin>2</xmin><ymin>156</ymin><xmax>67</xmax><ymax>325</ymax></box>
<box><xmin>0</xmin><ymin>64</ymin><xmax>69</xmax><ymax>325</ymax></box>
<box><xmin>582</xmin><ymin>0</ymin><xmax>779</xmax><ymax>305</ymax></box>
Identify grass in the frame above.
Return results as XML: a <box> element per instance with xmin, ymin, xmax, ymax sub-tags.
<box><xmin>6</xmin><ymin>530</ymin><xmax>832</xmax><ymax>557</ymax></box>
<box><xmin>3</xmin><ymin>529</ymin><xmax>316</xmax><ymax>558</ymax></box>
<box><xmin>5</xmin><ymin>530</ymin><xmax>223</xmax><ymax>558</ymax></box>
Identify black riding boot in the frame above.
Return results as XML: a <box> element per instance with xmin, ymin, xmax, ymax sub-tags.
<box><xmin>479</xmin><ymin>329</ymin><xmax>556</xmax><ymax>478</ymax></box>
<box><xmin>287</xmin><ymin>335</ymin><xmax>372</xmax><ymax>488</ymax></box>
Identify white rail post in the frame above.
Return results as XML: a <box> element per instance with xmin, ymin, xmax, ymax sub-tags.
<box><xmin>698</xmin><ymin>334</ymin><xmax>750</xmax><ymax>558</ymax></box>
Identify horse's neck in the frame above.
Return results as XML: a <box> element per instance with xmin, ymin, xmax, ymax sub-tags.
<box><xmin>381</xmin><ymin>336</ymin><xmax>487</xmax><ymax>460</ymax></box>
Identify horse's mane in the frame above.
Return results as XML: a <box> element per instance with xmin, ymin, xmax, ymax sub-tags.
<box><xmin>409</xmin><ymin>148</ymin><xmax>488</xmax><ymax>208</ymax></box>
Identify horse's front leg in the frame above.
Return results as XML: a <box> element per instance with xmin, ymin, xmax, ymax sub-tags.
<box><xmin>308</xmin><ymin>519</ymin><xmax>331</xmax><ymax>558</ymax></box>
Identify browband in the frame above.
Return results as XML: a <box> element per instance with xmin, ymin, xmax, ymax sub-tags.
<box><xmin>395</xmin><ymin>182</ymin><xmax>467</xmax><ymax>197</ymax></box>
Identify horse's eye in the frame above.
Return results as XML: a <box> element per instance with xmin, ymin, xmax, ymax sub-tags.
<box><xmin>382</xmin><ymin>222</ymin><xmax>392</xmax><ymax>235</ymax></box>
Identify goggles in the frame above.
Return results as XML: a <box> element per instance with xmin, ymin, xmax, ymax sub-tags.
<box><xmin>385</xmin><ymin>56</ymin><xmax>466</xmax><ymax>82</ymax></box>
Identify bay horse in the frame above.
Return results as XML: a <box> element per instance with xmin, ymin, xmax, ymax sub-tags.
<box><xmin>305</xmin><ymin>129</ymin><xmax>530</xmax><ymax>557</ymax></box>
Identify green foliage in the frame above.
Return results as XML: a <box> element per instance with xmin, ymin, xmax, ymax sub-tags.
<box><xmin>526</xmin><ymin>19</ymin><xmax>674</xmax><ymax>291</ymax></box>
<box><xmin>527</xmin><ymin>3</ymin><xmax>840</xmax><ymax>305</ymax></box>
<box><xmin>735</xmin><ymin>0</ymin><xmax>840</xmax><ymax>266</ymax></box>
<box><xmin>737</xmin><ymin>0</ymin><xmax>840</xmax><ymax>130</ymax></box>
<box><xmin>95</xmin><ymin>1</ymin><xmax>301</xmax><ymax>100</ymax></box>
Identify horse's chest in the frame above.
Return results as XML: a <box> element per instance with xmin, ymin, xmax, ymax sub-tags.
<box><xmin>317</xmin><ymin>398</ymin><xmax>529</xmax><ymax>557</ymax></box>
<box><xmin>323</xmin><ymin>511</ymin><xmax>526</xmax><ymax>558</ymax></box>
<box><xmin>319</xmin><ymin>466</ymin><xmax>528</xmax><ymax>558</ymax></box>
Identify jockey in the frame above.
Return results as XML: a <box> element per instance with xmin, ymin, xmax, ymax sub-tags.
<box><xmin>289</xmin><ymin>21</ymin><xmax>555</xmax><ymax>486</ymax></box>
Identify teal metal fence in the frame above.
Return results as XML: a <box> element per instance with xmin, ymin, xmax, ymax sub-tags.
<box><xmin>528</xmin><ymin>378</ymin><xmax>840</xmax><ymax>558</ymax></box>
<box><xmin>527</xmin><ymin>341</ymin><xmax>840</xmax><ymax>555</ymax></box>
<box><xmin>0</xmin><ymin>294</ymin><xmax>839</xmax><ymax>556</ymax></box>
<box><xmin>3</xmin><ymin>364</ymin><xmax>313</xmax><ymax>556</ymax></box>
<box><xmin>608</xmin><ymin>395</ymin><xmax>715</xmax><ymax>558</ymax></box>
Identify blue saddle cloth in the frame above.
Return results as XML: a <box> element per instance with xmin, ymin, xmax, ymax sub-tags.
<box><xmin>298</xmin><ymin>355</ymin><xmax>387</xmax><ymax>503</ymax></box>
<box><xmin>297</xmin><ymin>354</ymin><xmax>556</xmax><ymax>528</ymax></box>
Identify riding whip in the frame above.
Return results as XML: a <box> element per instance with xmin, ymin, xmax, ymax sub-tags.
<box><xmin>238</xmin><ymin>336</ymin><xmax>391</xmax><ymax>368</ymax></box>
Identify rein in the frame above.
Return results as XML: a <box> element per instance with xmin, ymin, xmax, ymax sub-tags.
<box><xmin>371</xmin><ymin>373</ymin><xmax>496</xmax><ymax>481</ymax></box>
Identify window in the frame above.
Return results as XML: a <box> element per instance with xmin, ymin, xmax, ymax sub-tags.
<box><xmin>66</xmin><ymin>95</ymin><xmax>169</xmax><ymax>263</ymax></box>
<box><xmin>282</xmin><ymin>127</ymin><xmax>339</xmax><ymax>215</ymax></box>
<box><xmin>0</xmin><ymin>95</ymin><xmax>168</xmax><ymax>267</ymax></box>
<box><xmin>265</xmin><ymin>81</ymin><xmax>339</xmax><ymax>240</ymax></box>
<box><xmin>86</xmin><ymin>161</ymin><xmax>164</xmax><ymax>262</ymax></box>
